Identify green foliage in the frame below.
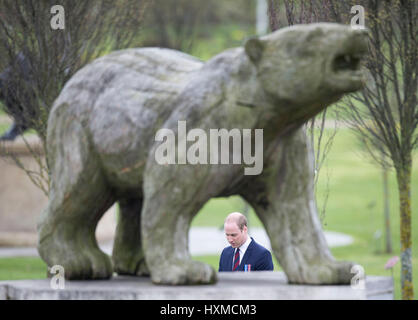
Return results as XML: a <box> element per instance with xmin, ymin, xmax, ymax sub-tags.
<box><xmin>0</xmin><ymin>122</ymin><xmax>9</xmax><ymax>135</ymax></box>
<box><xmin>190</xmin><ymin>23</ymin><xmax>255</xmax><ymax>61</ymax></box>
<box><xmin>138</xmin><ymin>0</ymin><xmax>255</xmax><ymax>57</ymax></box>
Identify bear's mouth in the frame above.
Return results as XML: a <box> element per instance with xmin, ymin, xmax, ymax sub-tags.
<box><xmin>322</xmin><ymin>27</ymin><xmax>369</xmax><ymax>93</ymax></box>
<box><xmin>329</xmin><ymin>38</ymin><xmax>368</xmax><ymax>90</ymax></box>
<box><xmin>332</xmin><ymin>53</ymin><xmax>363</xmax><ymax>72</ymax></box>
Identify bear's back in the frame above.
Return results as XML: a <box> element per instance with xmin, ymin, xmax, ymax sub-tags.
<box><xmin>46</xmin><ymin>48</ymin><xmax>204</xmax><ymax>190</ymax></box>
<box><xmin>56</xmin><ymin>47</ymin><xmax>204</xmax><ymax>112</ymax></box>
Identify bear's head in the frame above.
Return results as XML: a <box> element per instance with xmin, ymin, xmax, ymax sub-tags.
<box><xmin>245</xmin><ymin>23</ymin><xmax>368</xmax><ymax>115</ymax></box>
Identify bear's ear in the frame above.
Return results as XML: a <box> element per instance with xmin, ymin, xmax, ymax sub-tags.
<box><xmin>244</xmin><ymin>37</ymin><xmax>265</xmax><ymax>64</ymax></box>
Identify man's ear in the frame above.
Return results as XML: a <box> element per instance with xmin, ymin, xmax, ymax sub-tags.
<box><xmin>244</xmin><ymin>37</ymin><xmax>265</xmax><ymax>64</ymax></box>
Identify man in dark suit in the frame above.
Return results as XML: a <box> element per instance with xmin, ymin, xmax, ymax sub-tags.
<box><xmin>219</xmin><ymin>212</ymin><xmax>274</xmax><ymax>272</ymax></box>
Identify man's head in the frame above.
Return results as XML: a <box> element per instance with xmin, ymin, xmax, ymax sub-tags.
<box><xmin>224</xmin><ymin>212</ymin><xmax>248</xmax><ymax>248</ymax></box>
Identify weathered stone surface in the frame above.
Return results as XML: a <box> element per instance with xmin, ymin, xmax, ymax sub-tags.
<box><xmin>0</xmin><ymin>272</ymin><xmax>393</xmax><ymax>300</ymax></box>
<box><xmin>0</xmin><ymin>129</ymin><xmax>120</xmax><ymax>246</ymax></box>
<box><xmin>37</xmin><ymin>23</ymin><xmax>368</xmax><ymax>285</ymax></box>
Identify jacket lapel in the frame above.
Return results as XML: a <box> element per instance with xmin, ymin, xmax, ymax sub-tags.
<box><xmin>239</xmin><ymin>237</ymin><xmax>255</xmax><ymax>271</ymax></box>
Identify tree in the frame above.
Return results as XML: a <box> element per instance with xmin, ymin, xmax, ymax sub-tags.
<box><xmin>140</xmin><ymin>0</ymin><xmax>212</xmax><ymax>52</ymax></box>
<box><xmin>0</xmin><ymin>0</ymin><xmax>149</xmax><ymax>194</ymax></box>
<box><xmin>342</xmin><ymin>0</ymin><xmax>417</xmax><ymax>300</ymax></box>
<box><xmin>139</xmin><ymin>0</ymin><xmax>255</xmax><ymax>54</ymax></box>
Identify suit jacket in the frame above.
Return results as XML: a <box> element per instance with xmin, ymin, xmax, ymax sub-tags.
<box><xmin>218</xmin><ymin>237</ymin><xmax>274</xmax><ymax>272</ymax></box>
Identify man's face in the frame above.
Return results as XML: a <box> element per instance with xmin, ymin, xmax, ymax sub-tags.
<box><xmin>224</xmin><ymin>222</ymin><xmax>248</xmax><ymax>248</ymax></box>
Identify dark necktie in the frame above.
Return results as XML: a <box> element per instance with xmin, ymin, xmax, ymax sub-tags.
<box><xmin>232</xmin><ymin>248</ymin><xmax>240</xmax><ymax>271</ymax></box>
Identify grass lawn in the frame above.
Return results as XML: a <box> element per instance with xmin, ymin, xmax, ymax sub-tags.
<box><xmin>0</xmin><ymin>123</ymin><xmax>8</xmax><ymax>134</ymax></box>
<box><xmin>0</xmin><ymin>127</ymin><xmax>416</xmax><ymax>299</ymax></box>
<box><xmin>0</xmin><ymin>257</ymin><xmax>47</xmax><ymax>281</ymax></box>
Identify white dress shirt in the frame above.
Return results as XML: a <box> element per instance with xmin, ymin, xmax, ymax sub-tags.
<box><xmin>232</xmin><ymin>236</ymin><xmax>252</xmax><ymax>269</ymax></box>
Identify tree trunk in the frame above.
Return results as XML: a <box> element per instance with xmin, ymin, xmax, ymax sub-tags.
<box><xmin>396</xmin><ymin>159</ymin><xmax>414</xmax><ymax>300</ymax></box>
<box><xmin>382</xmin><ymin>166</ymin><xmax>392</xmax><ymax>254</ymax></box>
<box><xmin>256</xmin><ymin>0</ymin><xmax>269</xmax><ymax>35</ymax></box>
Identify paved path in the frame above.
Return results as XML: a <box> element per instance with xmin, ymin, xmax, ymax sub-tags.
<box><xmin>0</xmin><ymin>227</ymin><xmax>353</xmax><ymax>258</ymax></box>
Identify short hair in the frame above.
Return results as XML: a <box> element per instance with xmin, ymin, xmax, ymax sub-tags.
<box><xmin>236</xmin><ymin>214</ymin><xmax>248</xmax><ymax>231</ymax></box>
<box><xmin>225</xmin><ymin>212</ymin><xmax>248</xmax><ymax>231</ymax></box>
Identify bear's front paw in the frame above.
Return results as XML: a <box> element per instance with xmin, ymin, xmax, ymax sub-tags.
<box><xmin>285</xmin><ymin>260</ymin><xmax>356</xmax><ymax>285</ymax></box>
<box><xmin>151</xmin><ymin>259</ymin><xmax>217</xmax><ymax>285</ymax></box>
<box><xmin>38</xmin><ymin>229</ymin><xmax>113</xmax><ymax>280</ymax></box>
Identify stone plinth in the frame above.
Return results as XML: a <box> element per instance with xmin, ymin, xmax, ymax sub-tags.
<box><xmin>0</xmin><ymin>272</ymin><xmax>393</xmax><ymax>300</ymax></box>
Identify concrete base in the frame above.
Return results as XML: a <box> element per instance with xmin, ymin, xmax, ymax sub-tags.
<box><xmin>0</xmin><ymin>272</ymin><xmax>393</xmax><ymax>300</ymax></box>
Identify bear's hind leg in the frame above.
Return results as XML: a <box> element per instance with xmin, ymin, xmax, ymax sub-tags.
<box><xmin>37</xmin><ymin>120</ymin><xmax>115</xmax><ymax>280</ymax></box>
<box><xmin>37</xmin><ymin>177</ymin><xmax>115</xmax><ymax>280</ymax></box>
<box><xmin>112</xmin><ymin>196</ymin><xmax>149</xmax><ymax>276</ymax></box>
